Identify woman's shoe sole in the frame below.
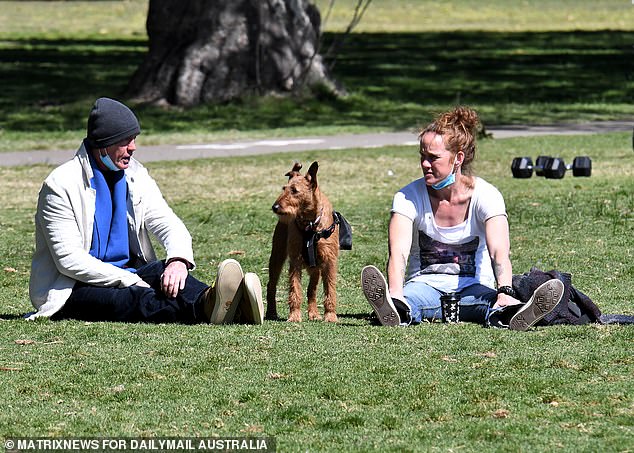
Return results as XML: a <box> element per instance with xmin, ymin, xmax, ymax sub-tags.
<box><xmin>509</xmin><ymin>279</ymin><xmax>564</xmax><ymax>331</ymax></box>
<box><xmin>361</xmin><ymin>266</ymin><xmax>400</xmax><ymax>327</ymax></box>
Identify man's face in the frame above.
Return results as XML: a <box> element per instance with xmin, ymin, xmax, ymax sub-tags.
<box><xmin>102</xmin><ymin>136</ymin><xmax>137</xmax><ymax>170</ymax></box>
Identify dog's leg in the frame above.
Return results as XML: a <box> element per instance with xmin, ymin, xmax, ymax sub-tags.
<box><xmin>321</xmin><ymin>257</ymin><xmax>338</xmax><ymax>323</ymax></box>
<box><xmin>306</xmin><ymin>267</ymin><xmax>322</xmax><ymax>321</ymax></box>
<box><xmin>287</xmin><ymin>263</ymin><xmax>303</xmax><ymax>322</ymax></box>
<box><xmin>266</xmin><ymin>222</ymin><xmax>288</xmax><ymax>320</ymax></box>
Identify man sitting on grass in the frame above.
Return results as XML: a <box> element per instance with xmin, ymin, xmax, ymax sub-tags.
<box><xmin>28</xmin><ymin>97</ymin><xmax>263</xmax><ymax>325</ymax></box>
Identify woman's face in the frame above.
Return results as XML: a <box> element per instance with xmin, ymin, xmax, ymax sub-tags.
<box><xmin>419</xmin><ymin>132</ymin><xmax>456</xmax><ymax>186</ymax></box>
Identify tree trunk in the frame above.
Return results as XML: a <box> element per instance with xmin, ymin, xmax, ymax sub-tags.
<box><xmin>126</xmin><ymin>0</ymin><xmax>338</xmax><ymax>106</ymax></box>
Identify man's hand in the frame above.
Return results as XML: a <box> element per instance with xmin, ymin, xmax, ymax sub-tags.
<box><xmin>161</xmin><ymin>260</ymin><xmax>189</xmax><ymax>298</ymax></box>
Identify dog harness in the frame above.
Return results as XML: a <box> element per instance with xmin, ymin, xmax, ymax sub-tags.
<box><xmin>299</xmin><ymin>211</ymin><xmax>353</xmax><ymax>267</ymax></box>
<box><xmin>302</xmin><ymin>214</ymin><xmax>339</xmax><ymax>267</ymax></box>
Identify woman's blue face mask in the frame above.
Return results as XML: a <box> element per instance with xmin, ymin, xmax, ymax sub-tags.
<box><xmin>431</xmin><ymin>171</ymin><xmax>456</xmax><ymax>190</ymax></box>
<box><xmin>431</xmin><ymin>156</ymin><xmax>459</xmax><ymax>190</ymax></box>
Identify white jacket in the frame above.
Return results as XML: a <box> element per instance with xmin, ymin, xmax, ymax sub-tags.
<box><xmin>28</xmin><ymin>142</ymin><xmax>195</xmax><ymax>319</ymax></box>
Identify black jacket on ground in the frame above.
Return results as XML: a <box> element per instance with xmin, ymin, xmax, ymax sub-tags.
<box><xmin>512</xmin><ymin>268</ymin><xmax>602</xmax><ymax>325</ymax></box>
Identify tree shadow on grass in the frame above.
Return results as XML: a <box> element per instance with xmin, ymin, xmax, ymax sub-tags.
<box><xmin>327</xmin><ymin>30</ymin><xmax>634</xmax><ymax>121</ymax></box>
<box><xmin>1</xmin><ymin>30</ymin><xmax>632</xmax><ymax>133</ymax></box>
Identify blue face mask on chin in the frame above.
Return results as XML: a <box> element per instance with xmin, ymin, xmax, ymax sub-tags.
<box><xmin>431</xmin><ymin>171</ymin><xmax>456</xmax><ymax>190</ymax></box>
<box><xmin>100</xmin><ymin>152</ymin><xmax>121</xmax><ymax>172</ymax></box>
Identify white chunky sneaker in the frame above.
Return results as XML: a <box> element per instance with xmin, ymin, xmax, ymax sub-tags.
<box><xmin>204</xmin><ymin>259</ymin><xmax>244</xmax><ymax>324</ymax></box>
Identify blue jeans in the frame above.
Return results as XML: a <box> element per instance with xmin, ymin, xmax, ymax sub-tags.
<box><xmin>52</xmin><ymin>261</ymin><xmax>209</xmax><ymax>323</ymax></box>
<box><xmin>400</xmin><ymin>281</ymin><xmax>497</xmax><ymax>325</ymax></box>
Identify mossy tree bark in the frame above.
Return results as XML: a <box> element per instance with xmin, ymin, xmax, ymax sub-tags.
<box><xmin>127</xmin><ymin>0</ymin><xmax>337</xmax><ymax>106</ymax></box>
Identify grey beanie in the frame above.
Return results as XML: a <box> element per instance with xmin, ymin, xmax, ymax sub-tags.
<box><xmin>86</xmin><ymin>97</ymin><xmax>140</xmax><ymax>148</ymax></box>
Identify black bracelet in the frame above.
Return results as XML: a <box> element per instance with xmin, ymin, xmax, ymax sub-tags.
<box><xmin>497</xmin><ymin>285</ymin><xmax>517</xmax><ymax>298</ymax></box>
<box><xmin>167</xmin><ymin>257</ymin><xmax>192</xmax><ymax>270</ymax></box>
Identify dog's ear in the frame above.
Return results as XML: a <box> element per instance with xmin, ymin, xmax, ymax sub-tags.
<box><xmin>306</xmin><ymin>161</ymin><xmax>319</xmax><ymax>188</ymax></box>
<box><xmin>285</xmin><ymin>162</ymin><xmax>303</xmax><ymax>179</ymax></box>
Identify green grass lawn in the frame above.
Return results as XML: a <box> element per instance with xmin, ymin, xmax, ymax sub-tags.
<box><xmin>0</xmin><ymin>0</ymin><xmax>633</xmax><ymax>152</ymax></box>
<box><xmin>1</xmin><ymin>1</ymin><xmax>633</xmax><ymax>451</ymax></box>
<box><xmin>1</xmin><ymin>132</ymin><xmax>633</xmax><ymax>451</ymax></box>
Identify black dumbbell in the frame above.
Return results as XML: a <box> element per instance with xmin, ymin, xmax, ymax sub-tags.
<box><xmin>510</xmin><ymin>155</ymin><xmax>552</xmax><ymax>178</ymax></box>
<box><xmin>511</xmin><ymin>155</ymin><xmax>591</xmax><ymax>178</ymax></box>
<box><xmin>542</xmin><ymin>156</ymin><xmax>592</xmax><ymax>179</ymax></box>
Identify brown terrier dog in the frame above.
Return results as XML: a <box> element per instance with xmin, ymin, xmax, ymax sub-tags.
<box><xmin>266</xmin><ymin>162</ymin><xmax>339</xmax><ymax>322</ymax></box>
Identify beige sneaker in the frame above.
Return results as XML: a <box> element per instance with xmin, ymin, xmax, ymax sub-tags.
<box><xmin>509</xmin><ymin>279</ymin><xmax>564</xmax><ymax>331</ymax></box>
<box><xmin>203</xmin><ymin>259</ymin><xmax>244</xmax><ymax>324</ymax></box>
<box><xmin>237</xmin><ymin>273</ymin><xmax>264</xmax><ymax>325</ymax></box>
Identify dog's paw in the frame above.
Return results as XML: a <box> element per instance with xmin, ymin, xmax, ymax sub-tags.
<box><xmin>287</xmin><ymin>311</ymin><xmax>302</xmax><ymax>322</ymax></box>
<box><xmin>324</xmin><ymin>312</ymin><xmax>338</xmax><ymax>323</ymax></box>
<box><xmin>308</xmin><ymin>311</ymin><xmax>322</xmax><ymax>321</ymax></box>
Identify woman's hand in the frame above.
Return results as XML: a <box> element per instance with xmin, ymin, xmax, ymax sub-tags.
<box><xmin>492</xmin><ymin>292</ymin><xmax>521</xmax><ymax>309</ymax></box>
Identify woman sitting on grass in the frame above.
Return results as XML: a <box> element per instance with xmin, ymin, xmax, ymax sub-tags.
<box><xmin>361</xmin><ymin>106</ymin><xmax>563</xmax><ymax>331</ymax></box>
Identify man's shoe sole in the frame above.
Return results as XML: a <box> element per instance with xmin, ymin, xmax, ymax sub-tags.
<box><xmin>361</xmin><ymin>266</ymin><xmax>400</xmax><ymax>327</ymax></box>
<box><xmin>509</xmin><ymin>279</ymin><xmax>564</xmax><ymax>331</ymax></box>
<box><xmin>209</xmin><ymin>259</ymin><xmax>244</xmax><ymax>324</ymax></box>
<box><xmin>242</xmin><ymin>272</ymin><xmax>264</xmax><ymax>325</ymax></box>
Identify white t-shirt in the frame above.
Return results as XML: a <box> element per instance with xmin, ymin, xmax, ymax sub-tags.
<box><xmin>392</xmin><ymin>177</ymin><xmax>506</xmax><ymax>292</ymax></box>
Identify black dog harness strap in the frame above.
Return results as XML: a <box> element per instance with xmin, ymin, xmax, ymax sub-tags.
<box><xmin>300</xmin><ymin>211</ymin><xmax>352</xmax><ymax>267</ymax></box>
<box><xmin>302</xmin><ymin>215</ymin><xmax>339</xmax><ymax>267</ymax></box>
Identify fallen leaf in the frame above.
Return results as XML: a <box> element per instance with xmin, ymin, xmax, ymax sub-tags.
<box><xmin>441</xmin><ymin>356</ymin><xmax>458</xmax><ymax>362</ymax></box>
<box><xmin>228</xmin><ymin>250</ymin><xmax>245</xmax><ymax>256</ymax></box>
<box><xmin>493</xmin><ymin>409</ymin><xmax>510</xmax><ymax>418</ymax></box>
<box><xmin>576</xmin><ymin>423</ymin><xmax>590</xmax><ymax>433</ymax></box>
<box><xmin>4</xmin><ymin>267</ymin><xmax>17</xmax><ymax>273</ymax></box>
<box><xmin>241</xmin><ymin>425</ymin><xmax>263</xmax><ymax>434</ymax></box>
<box><xmin>213</xmin><ymin>419</ymin><xmax>224</xmax><ymax>429</ymax></box>
<box><xmin>268</xmin><ymin>372</ymin><xmax>286</xmax><ymax>380</ymax></box>
<box><xmin>15</xmin><ymin>339</ymin><xmax>36</xmax><ymax>345</ymax></box>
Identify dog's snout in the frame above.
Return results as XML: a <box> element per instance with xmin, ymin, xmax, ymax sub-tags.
<box><xmin>272</xmin><ymin>203</ymin><xmax>280</xmax><ymax>213</ymax></box>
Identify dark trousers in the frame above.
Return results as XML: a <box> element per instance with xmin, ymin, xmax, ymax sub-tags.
<box><xmin>53</xmin><ymin>261</ymin><xmax>209</xmax><ymax>324</ymax></box>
